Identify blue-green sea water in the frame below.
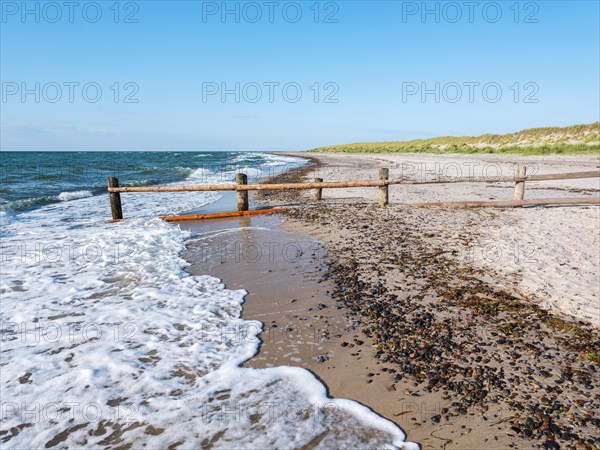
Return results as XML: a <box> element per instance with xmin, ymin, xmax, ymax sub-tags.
<box><xmin>0</xmin><ymin>151</ymin><xmax>304</xmax><ymax>215</ymax></box>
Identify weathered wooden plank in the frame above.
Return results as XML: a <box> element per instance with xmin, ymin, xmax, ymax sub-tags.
<box><xmin>388</xmin><ymin>170</ymin><xmax>600</xmax><ymax>186</ymax></box>
<box><xmin>107</xmin><ymin>170</ymin><xmax>600</xmax><ymax>193</ymax></box>
<box><xmin>108</xmin><ymin>180</ymin><xmax>387</xmax><ymax>193</ymax></box>
<box><xmin>160</xmin><ymin>208</ymin><xmax>284</xmax><ymax>222</ymax></box>
<box><xmin>402</xmin><ymin>197</ymin><xmax>600</xmax><ymax>208</ymax></box>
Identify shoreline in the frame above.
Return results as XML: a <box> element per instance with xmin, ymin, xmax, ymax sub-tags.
<box><xmin>182</xmin><ymin>151</ymin><xmax>599</xmax><ymax>449</ymax></box>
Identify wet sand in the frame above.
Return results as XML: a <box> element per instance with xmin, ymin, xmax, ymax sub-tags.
<box><xmin>181</xmin><ymin>215</ymin><xmax>522</xmax><ymax>449</ymax></box>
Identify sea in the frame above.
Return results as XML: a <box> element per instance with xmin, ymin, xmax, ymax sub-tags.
<box><xmin>0</xmin><ymin>151</ymin><xmax>416</xmax><ymax>449</ymax></box>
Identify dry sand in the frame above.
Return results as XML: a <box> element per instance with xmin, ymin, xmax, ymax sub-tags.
<box><xmin>283</xmin><ymin>152</ymin><xmax>600</xmax><ymax>328</ymax></box>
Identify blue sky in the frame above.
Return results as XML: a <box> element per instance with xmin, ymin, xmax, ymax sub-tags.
<box><xmin>1</xmin><ymin>0</ymin><xmax>599</xmax><ymax>151</ymax></box>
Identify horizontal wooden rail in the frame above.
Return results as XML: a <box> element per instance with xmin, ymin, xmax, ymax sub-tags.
<box><xmin>160</xmin><ymin>208</ymin><xmax>284</xmax><ymax>222</ymax></box>
<box><xmin>403</xmin><ymin>197</ymin><xmax>600</xmax><ymax>208</ymax></box>
<box><xmin>107</xmin><ymin>170</ymin><xmax>600</xmax><ymax>193</ymax></box>
<box><xmin>387</xmin><ymin>170</ymin><xmax>600</xmax><ymax>186</ymax></box>
<box><xmin>108</xmin><ymin>180</ymin><xmax>387</xmax><ymax>193</ymax></box>
<box><xmin>107</xmin><ymin>208</ymin><xmax>285</xmax><ymax>223</ymax></box>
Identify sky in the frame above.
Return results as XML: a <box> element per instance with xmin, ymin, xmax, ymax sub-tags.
<box><xmin>1</xmin><ymin>0</ymin><xmax>599</xmax><ymax>151</ymax></box>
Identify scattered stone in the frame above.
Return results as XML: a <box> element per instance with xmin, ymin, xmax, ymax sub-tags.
<box><xmin>315</xmin><ymin>355</ymin><xmax>329</xmax><ymax>363</ymax></box>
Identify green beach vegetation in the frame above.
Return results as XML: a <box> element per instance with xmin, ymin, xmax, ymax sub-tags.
<box><xmin>309</xmin><ymin>123</ymin><xmax>600</xmax><ymax>155</ymax></box>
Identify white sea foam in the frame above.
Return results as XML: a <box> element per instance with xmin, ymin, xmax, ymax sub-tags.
<box><xmin>0</xmin><ymin>154</ymin><xmax>416</xmax><ymax>449</ymax></box>
<box><xmin>57</xmin><ymin>190</ymin><xmax>94</xmax><ymax>201</ymax></box>
<box><xmin>184</xmin><ymin>154</ymin><xmax>305</xmax><ymax>185</ymax></box>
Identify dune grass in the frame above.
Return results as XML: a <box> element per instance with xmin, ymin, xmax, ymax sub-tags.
<box><xmin>309</xmin><ymin>123</ymin><xmax>600</xmax><ymax>155</ymax></box>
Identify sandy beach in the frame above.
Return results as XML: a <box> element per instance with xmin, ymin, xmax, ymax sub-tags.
<box><xmin>4</xmin><ymin>0</ymin><xmax>598</xmax><ymax>446</ymax></box>
<box><xmin>183</xmin><ymin>151</ymin><xmax>599</xmax><ymax>449</ymax></box>
<box><xmin>291</xmin><ymin>152</ymin><xmax>600</xmax><ymax>327</ymax></box>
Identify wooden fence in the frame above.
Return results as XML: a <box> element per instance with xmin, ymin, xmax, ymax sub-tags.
<box><xmin>107</xmin><ymin>166</ymin><xmax>600</xmax><ymax>221</ymax></box>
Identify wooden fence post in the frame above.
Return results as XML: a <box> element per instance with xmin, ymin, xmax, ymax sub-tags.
<box><xmin>514</xmin><ymin>165</ymin><xmax>527</xmax><ymax>203</ymax></box>
<box><xmin>108</xmin><ymin>177</ymin><xmax>123</xmax><ymax>220</ymax></box>
<box><xmin>314</xmin><ymin>178</ymin><xmax>323</xmax><ymax>201</ymax></box>
<box><xmin>379</xmin><ymin>168</ymin><xmax>389</xmax><ymax>207</ymax></box>
<box><xmin>236</xmin><ymin>173</ymin><xmax>249</xmax><ymax>211</ymax></box>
